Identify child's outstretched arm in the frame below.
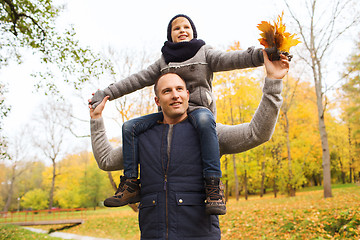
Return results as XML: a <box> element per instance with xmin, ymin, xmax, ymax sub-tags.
<box><xmin>205</xmin><ymin>45</ymin><xmax>264</xmax><ymax>72</ymax></box>
<box><xmin>90</xmin><ymin>58</ymin><xmax>162</xmax><ymax>108</ymax></box>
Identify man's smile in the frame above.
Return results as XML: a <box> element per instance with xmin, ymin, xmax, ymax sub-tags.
<box><xmin>170</xmin><ymin>101</ymin><xmax>182</xmax><ymax>106</ymax></box>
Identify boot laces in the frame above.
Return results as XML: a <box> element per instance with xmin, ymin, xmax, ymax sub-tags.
<box><xmin>115</xmin><ymin>176</ymin><xmax>128</xmax><ymax>194</ymax></box>
<box><xmin>207</xmin><ymin>185</ymin><xmax>221</xmax><ymax>200</ymax></box>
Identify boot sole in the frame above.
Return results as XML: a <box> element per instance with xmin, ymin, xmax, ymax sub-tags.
<box><xmin>206</xmin><ymin>206</ymin><xmax>227</xmax><ymax>215</ymax></box>
<box><xmin>104</xmin><ymin>195</ymin><xmax>141</xmax><ymax>207</ymax></box>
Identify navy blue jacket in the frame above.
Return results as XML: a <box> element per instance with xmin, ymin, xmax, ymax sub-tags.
<box><xmin>138</xmin><ymin>119</ymin><xmax>221</xmax><ymax>240</ymax></box>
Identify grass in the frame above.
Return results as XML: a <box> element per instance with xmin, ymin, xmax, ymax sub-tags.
<box><xmin>2</xmin><ymin>184</ymin><xmax>360</xmax><ymax>239</ymax></box>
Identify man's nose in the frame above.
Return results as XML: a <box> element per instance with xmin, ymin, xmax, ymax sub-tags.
<box><xmin>171</xmin><ymin>90</ymin><xmax>180</xmax><ymax>99</ymax></box>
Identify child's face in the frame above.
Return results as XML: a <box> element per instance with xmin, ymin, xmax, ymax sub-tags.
<box><xmin>171</xmin><ymin>17</ymin><xmax>194</xmax><ymax>43</ymax></box>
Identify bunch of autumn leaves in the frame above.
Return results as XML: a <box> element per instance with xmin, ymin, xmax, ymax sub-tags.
<box><xmin>257</xmin><ymin>12</ymin><xmax>301</xmax><ymax>61</ymax></box>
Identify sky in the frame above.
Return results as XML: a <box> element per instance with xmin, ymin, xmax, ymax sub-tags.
<box><xmin>1</xmin><ymin>0</ymin><xmax>358</xmax><ymax>160</ymax></box>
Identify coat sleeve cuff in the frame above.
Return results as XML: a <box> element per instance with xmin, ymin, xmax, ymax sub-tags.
<box><xmin>263</xmin><ymin>78</ymin><xmax>283</xmax><ymax>95</ymax></box>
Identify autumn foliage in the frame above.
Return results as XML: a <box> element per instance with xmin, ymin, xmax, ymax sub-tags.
<box><xmin>257</xmin><ymin>12</ymin><xmax>301</xmax><ymax>53</ymax></box>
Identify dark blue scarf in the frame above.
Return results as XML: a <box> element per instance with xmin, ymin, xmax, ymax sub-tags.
<box><xmin>161</xmin><ymin>39</ymin><xmax>206</xmax><ymax>64</ymax></box>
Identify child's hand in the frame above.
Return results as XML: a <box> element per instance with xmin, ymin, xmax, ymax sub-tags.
<box><xmin>90</xmin><ymin>90</ymin><xmax>107</xmax><ymax>109</ymax></box>
<box><xmin>89</xmin><ymin>95</ymin><xmax>109</xmax><ymax>119</ymax></box>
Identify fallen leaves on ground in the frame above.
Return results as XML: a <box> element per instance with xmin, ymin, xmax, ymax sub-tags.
<box><xmin>220</xmin><ymin>186</ymin><xmax>360</xmax><ymax>239</ymax></box>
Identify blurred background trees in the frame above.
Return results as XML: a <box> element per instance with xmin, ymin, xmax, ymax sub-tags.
<box><xmin>0</xmin><ymin>0</ymin><xmax>359</xmax><ymax>211</ymax></box>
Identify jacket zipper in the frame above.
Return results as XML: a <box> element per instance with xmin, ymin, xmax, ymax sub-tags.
<box><xmin>165</xmin><ymin>124</ymin><xmax>173</xmax><ymax>240</ymax></box>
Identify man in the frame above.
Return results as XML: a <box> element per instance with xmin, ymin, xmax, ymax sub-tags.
<box><xmin>89</xmin><ymin>51</ymin><xmax>289</xmax><ymax>239</ymax></box>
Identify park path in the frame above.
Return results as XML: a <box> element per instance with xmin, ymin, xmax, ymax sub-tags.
<box><xmin>24</xmin><ymin>227</ymin><xmax>118</xmax><ymax>240</ymax></box>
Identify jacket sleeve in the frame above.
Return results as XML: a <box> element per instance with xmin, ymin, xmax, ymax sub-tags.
<box><xmin>90</xmin><ymin>118</ymin><xmax>124</xmax><ymax>171</ymax></box>
<box><xmin>205</xmin><ymin>45</ymin><xmax>264</xmax><ymax>72</ymax></box>
<box><xmin>103</xmin><ymin>58</ymin><xmax>162</xmax><ymax>101</ymax></box>
<box><xmin>216</xmin><ymin>78</ymin><xmax>283</xmax><ymax>156</ymax></box>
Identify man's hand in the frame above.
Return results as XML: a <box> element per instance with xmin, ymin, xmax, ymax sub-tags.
<box><xmin>89</xmin><ymin>96</ymin><xmax>109</xmax><ymax>119</ymax></box>
<box><xmin>263</xmin><ymin>50</ymin><xmax>290</xmax><ymax>80</ymax></box>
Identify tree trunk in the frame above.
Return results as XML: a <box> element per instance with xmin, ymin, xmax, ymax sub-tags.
<box><xmin>271</xmin><ymin>146</ymin><xmax>280</xmax><ymax>198</ymax></box>
<box><xmin>233</xmin><ymin>154</ymin><xmax>239</xmax><ymax>201</ymax></box>
<box><xmin>224</xmin><ymin>156</ymin><xmax>229</xmax><ymax>202</ymax></box>
<box><xmin>49</xmin><ymin>159</ymin><xmax>56</xmax><ymax>210</ymax></box>
<box><xmin>107</xmin><ymin>172</ymin><xmax>117</xmax><ymax>190</ymax></box>
<box><xmin>3</xmin><ymin>166</ymin><xmax>16</xmax><ymax>212</ymax></box>
<box><xmin>260</xmin><ymin>146</ymin><xmax>266</xmax><ymax>198</ymax></box>
<box><xmin>318</xmin><ymin>114</ymin><xmax>332</xmax><ymax>198</ymax></box>
<box><xmin>229</xmin><ymin>98</ymin><xmax>239</xmax><ymax>201</ymax></box>
<box><xmin>244</xmin><ymin>169</ymin><xmax>248</xmax><ymax>200</ymax></box>
<box><xmin>348</xmin><ymin>126</ymin><xmax>355</xmax><ymax>183</ymax></box>
<box><xmin>260</xmin><ymin>160</ymin><xmax>265</xmax><ymax>198</ymax></box>
<box><xmin>339</xmin><ymin>158</ymin><xmax>346</xmax><ymax>184</ymax></box>
<box><xmin>284</xmin><ymin>113</ymin><xmax>295</xmax><ymax>197</ymax></box>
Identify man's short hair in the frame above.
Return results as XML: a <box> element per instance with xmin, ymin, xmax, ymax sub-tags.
<box><xmin>154</xmin><ymin>73</ymin><xmax>187</xmax><ymax>97</ymax></box>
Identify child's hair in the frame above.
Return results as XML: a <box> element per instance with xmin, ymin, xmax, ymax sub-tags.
<box><xmin>167</xmin><ymin>14</ymin><xmax>198</xmax><ymax>42</ymax></box>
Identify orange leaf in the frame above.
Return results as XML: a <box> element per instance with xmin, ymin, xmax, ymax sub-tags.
<box><xmin>257</xmin><ymin>12</ymin><xmax>301</xmax><ymax>53</ymax></box>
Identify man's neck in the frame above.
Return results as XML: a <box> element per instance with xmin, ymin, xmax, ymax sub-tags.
<box><xmin>163</xmin><ymin>115</ymin><xmax>188</xmax><ymax>125</ymax></box>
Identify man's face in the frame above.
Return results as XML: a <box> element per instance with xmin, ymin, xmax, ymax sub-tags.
<box><xmin>171</xmin><ymin>17</ymin><xmax>194</xmax><ymax>43</ymax></box>
<box><xmin>155</xmin><ymin>74</ymin><xmax>189</xmax><ymax>124</ymax></box>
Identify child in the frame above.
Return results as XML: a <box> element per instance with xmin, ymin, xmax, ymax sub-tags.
<box><xmin>91</xmin><ymin>14</ymin><xmax>266</xmax><ymax>215</ymax></box>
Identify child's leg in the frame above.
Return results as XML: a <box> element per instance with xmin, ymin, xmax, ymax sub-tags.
<box><xmin>188</xmin><ymin>108</ymin><xmax>221</xmax><ymax>179</ymax></box>
<box><xmin>188</xmin><ymin>108</ymin><xmax>226</xmax><ymax>215</ymax></box>
<box><xmin>122</xmin><ymin>112</ymin><xmax>163</xmax><ymax>178</ymax></box>
<box><xmin>104</xmin><ymin>112</ymin><xmax>163</xmax><ymax>208</ymax></box>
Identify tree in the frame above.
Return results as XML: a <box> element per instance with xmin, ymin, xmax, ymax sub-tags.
<box><xmin>21</xmin><ymin>189</ymin><xmax>48</xmax><ymax>210</ymax></box>
<box><xmin>284</xmin><ymin>0</ymin><xmax>360</xmax><ymax>198</ymax></box>
<box><xmin>32</xmin><ymin>99</ymin><xmax>71</xmax><ymax>209</ymax></box>
<box><xmin>0</xmin><ymin>0</ymin><xmax>113</xmax><ymax>96</ymax></box>
<box><xmin>0</xmin><ymin>83</ymin><xmax>10</xmax><ymax>159</ymax></box>
<box><xmin>2</xmin><ymin>127</ymin><xmax>31</xmax><ymax>212</ymax></box>
<box><xmin>339</xmin><ymin>34</ymin><xmax>360</xmax><ymax>183</ymax></box>
<box><xmin>279</xmin><ymin>75</ymin><xmax>299</xmax><ymax>196</ymax></box>
<box><xmin>79</xmin><ymin>160</ymin><xmax>110</xmax><ymax>210</ymax></box>
<box><xmin>214</xmin><ymin>41</ymin><xmax>263</xmax><ymax>199</ymax></box>
<box><xmin>53</xmin><ymin>152</ymin><xmax>90</xmax><ymax>209</ymax></box>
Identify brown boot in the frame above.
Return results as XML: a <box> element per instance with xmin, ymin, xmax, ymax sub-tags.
<box><xmin>104</xmin><ymin>176</ymin><xmax>141</xmax><ymax>207</ymax></box>
<box><xmin>205</xmin><ymin>177</ymin><xmax>226</xmax><ymax>215</ymax></box>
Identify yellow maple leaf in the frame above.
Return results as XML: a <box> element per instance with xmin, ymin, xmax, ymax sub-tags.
<box><xmin>257</xmin><ymin>12</ymin><xmax>300</xmax><ymax>53</ymax></box>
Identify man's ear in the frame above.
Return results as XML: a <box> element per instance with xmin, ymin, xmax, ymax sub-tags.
<box><xmin>155</xmin><ymin>96</ymin><xmax>160</xmax><ymax>107</ymax></box>
<box><xmin>187</xmin><ymin>90</ymin><xmax>190</xmax><ymax>100</ymax></box>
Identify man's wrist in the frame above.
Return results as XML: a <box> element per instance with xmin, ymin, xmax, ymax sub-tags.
<box><xmin>266</xmin><ymin>75</ymin><xmax>277</xmax><ymax>80</ymax></box>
